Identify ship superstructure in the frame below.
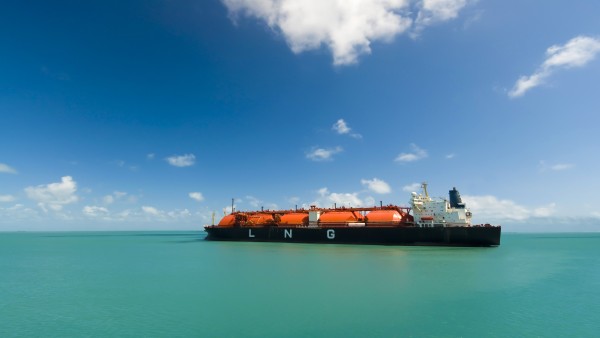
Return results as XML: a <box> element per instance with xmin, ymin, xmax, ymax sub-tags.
<box><xmin>410</xmin><ymin>183</ymin><xmax>472</xmax><ymax>227</ymax></box>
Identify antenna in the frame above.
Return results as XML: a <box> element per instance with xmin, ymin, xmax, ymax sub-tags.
<box><xmin>231</xmin><ymin>198</ymin><xmax>235</xmax><ymax>213</ymax></box>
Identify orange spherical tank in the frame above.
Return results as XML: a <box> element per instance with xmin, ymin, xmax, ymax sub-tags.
<box><xmin>279</xmin><ymin>213</ymin><xmax>308</xmax><ymax>225</ymax></box>
<box><xmin>319</xmin><ymin>211</ymin><xmax>361</xmax><ymax>223</ymax></box>
<box><xmin>246</xmin><ymin>214</ymin><xmax>274</xmax><ymax>226</ymax></box>
<box><xmin>366</xmin><ymin>210</ymin><xmax>402</xmax><ymax>225</ymax></box>
<box><xmin>218</xmin><ymin>214</ymin><xmax>236</xmax><ymax>227</ymax></box>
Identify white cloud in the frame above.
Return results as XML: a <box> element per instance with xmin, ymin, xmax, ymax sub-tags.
<box><xmin>306</xmin><ymin>146</ymin><xmax>343</xmax><ymax>161</ymax></box>
<box><xmin>463</xmin><ymin>195</ymin><xmax>557</xmax><ymax>222</ymax></box>
<box><xmin>0</xmin><ymin>195</ymin><xmax>16</xmax><ymax>202</ymax></box>
<box><xmin>312</xmin><ymin>187</ymin><xmax>374</xmax><ymax>208</ymax></box>
<box><xmin>114</xmin><ymin>191</ymin><xmax>127</xmax><ymax>199</ymax></box>
<box><xmin>142</xmin><ymin>206</ymin><xmax>160</xmax><ymax>216</ymax></box>
<box><xmin>0</xmin><ymin>163</ymin><xmax>17</xmax><ymax>174</ymax></box>
<box><xmin>509</xmin><ymin>36</ymin><xmax>600</xmax><ymax>98</ymax></box>
<box><xmin>540</xmin><ymin>161</ymin><xmax>575</xmax><ymax>172</ymax></box>
<box><xmin>189</xmin><ymin>192</ymin><xmax>205</xmax><ymax>202</ymax></box>
<box><xmin>166</xmin><ymin>154</ymin><xmax>196</xmax><ymax>167</ymax></box>
<box><xmin>413</xmin><ymin>0</ymin><xmax>468</xmax><ymax>35</ymax></box>
<box><xmin>332</xmin><ymin>119</ymin><xmax>362</xmax><ymax>138</ymax></box>
<box><xmin>402</xmin><ymin>182</ymin><xmax>421</xmax><ymax>192</ymax></box>
<box><xmin>147</xmin><ymin>153</ymin><xmax>155</xmax><ymax>160</ymax></box>
<box><xmin>103</xmin><ymin>195</ymin><xmax>115</xmax><ymax>205</ymax></box>
<box><xmin>550</xmin><ymin>163</ymin><xmax>574</xmax><ymax>171</ymax></box>
<box><xmin>222</xmin><ymin>0</ymin><xmax>469</xmax><ymax>65</ymax></box>
<box><xmin>83</xmin><ymin>205</ymin><xmax>109</xmax><ymax>217</ymax></box>
<box><xmin>445</xmin><ymin>153</ymin><xmax>455</xmax><ymax>159</ymax></box>
<box><xmin>361</xmin><ymin>178</ymin><xmax>391</xmax><ymax>194</ymax></box>
<box><xmin>395</xmin><ymin>143</ymin><xmax>427</xmax><ymax>162</ymax></box>
<box><xmin>333</xmin><ymin>119</ymin><xmax>351</xmax><ymax>134</ymax></box>
<box><xmin>25</xmin><ymin>176</ymin><xmax>79</xmax><ymax>212</ymax></box>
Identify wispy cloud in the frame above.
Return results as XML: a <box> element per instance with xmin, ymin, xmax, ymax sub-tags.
<box><xmin>147</xmin><ymin>153</ymin><xmax>155</xmax><ymax>160</ymax></box>
<box><xmin>361</xmin><ymin>178</ymin><xmax>391</xmax><ymax>194</ymax></box>
<box><xmin>166</xmin><ymin>154</ymin><xmax>196</xmax><ymax>167</ymax></box>
<box><xmin>550</xmin><ymin>163</ymin><xmax>575</xmax><ymax>171</ymax></box>
<box><xmin>0</xmin><ymin>163</ymin><xmax>17</xmax><ymax>174</ymax></box>
<box><xmin>189</xmin><ymin>192</ymin><xmax>205</xmax><ymax>202</ymax></box>
<box><xmin>509</xmin><ymin>35</ymin><xmax>600</xmax><ymax>98</ymax></box>
<box><xmin>332</xmin><ymin>119</ymin><xmax>362</xmax><ymax>139</ymax></box>
<box><xmin>24</xmin><ymin>176</ymin><xmax>79</xmax><ymax>212</ymax></box>
<box><xmin>413</xmin><ymin>0</ymin><xmax>469</xmax><ymax>36</ymax></box>
<box><xmin>306</xmin><ymin>146</ymin><xmax>343</xmax><ymax>161</ymax></box>
<box><xmin>0</xmin><ymin>195</ymin><xmax>16</xmax><ymax>202</ymax></box>
<box><xmin>395</xmin><ymin>143</ymin><xmax>428</xmax><ymax>162</ymax></box>
<box><xmin>222</xmin><ymin>0</ymin><xmax>469</xmax><ymax>66</ymax></box>
<box><xmin>446</xmin><ymin>153</ymin><xmax>456</xmax><ymax>159</ymax></box>
<box><xmin>402</xmin><ymin>182</ymin><xmax>421</xmax><ymax>192</ymax></box>
<box><xmin>540</xmin><ymin>161</ymin><xmax>575</xmax><ymax>172</ymax></box>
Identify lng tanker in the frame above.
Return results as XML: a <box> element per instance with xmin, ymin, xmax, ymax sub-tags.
<box><xmin>204</xmin><ymin>183</ymin><xmax>501</xmax><ymax>246</ymax></box>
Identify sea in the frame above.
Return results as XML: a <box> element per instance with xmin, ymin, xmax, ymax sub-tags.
<box><xmin>0</xmin><ymin>232</ymin><xmax>598</xmax><ymax>337</ymax></box>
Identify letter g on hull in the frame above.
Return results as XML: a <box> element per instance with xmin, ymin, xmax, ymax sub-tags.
<box><xmin>327</xmin><ymin>229</ymin><xmax>335</xmax><ymax>239</ymax></box>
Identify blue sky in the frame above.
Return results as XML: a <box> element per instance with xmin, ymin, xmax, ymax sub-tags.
<box><xmin>1</xmin><ymin>0</ymin><xmax>600</xmax><ymax>231</ymax></box>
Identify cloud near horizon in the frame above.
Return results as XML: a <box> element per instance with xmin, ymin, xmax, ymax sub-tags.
<box><xmin>509</xmin><ymin>35</ymin><xmax>600</xmax><ymax>98</ymax></box>
<box><xmin>24</xmin><ymin>176</ymin><xmax>79</xmax><ymax>212</ymax></box>
<box><xmin>463</xmin><ymin>195</ymin><xmax>556</xmax><ymax>223</ymax></box>
<box><xmin>222</xmin><ymin>0</ymin><xmax>471</xmax><ymax>65</ymax></box>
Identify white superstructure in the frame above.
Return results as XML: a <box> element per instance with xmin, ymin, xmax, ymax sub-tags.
<box><xmin>409</xmin><ymin>183</ymin><xmax>472</xmax><ymax>227</ymax></box>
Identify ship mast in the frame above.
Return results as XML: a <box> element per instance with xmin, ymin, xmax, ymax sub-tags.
<box><xmin>421</xmin><ymin>182</ymin><xmax>429</xmax><ymax>198</ymax></box>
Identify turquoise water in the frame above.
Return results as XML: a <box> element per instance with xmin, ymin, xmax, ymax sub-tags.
<box><xmin>1</xmin><ymin>232</ymin><xmax>598</xmax><ymax>337</ymax></box>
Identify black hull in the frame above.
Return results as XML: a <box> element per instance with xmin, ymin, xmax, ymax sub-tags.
<box><xmin>204</xmin><ymin>226</ymin><xmax>501</xmax><ymax>247</ymax></box>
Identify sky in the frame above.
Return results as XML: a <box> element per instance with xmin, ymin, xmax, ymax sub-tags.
<box><xmin>1</xmin><ymin>0</ymin><xmax>600</xmax><ymax>232</ymax></box>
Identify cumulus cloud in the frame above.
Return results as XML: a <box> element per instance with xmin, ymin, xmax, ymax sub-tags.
<box><xmin>395</xmin><ymin>143</ymin><xmax>427</xmax><ymax>162</ymax></box>
<box><xmin>0</xmin><ymin>195</ymin><xmax>16</xmax><ymax>202</ymax></box>
<box><xmin>83</xmin><ymin>205</ymin><xmax>109</xmax><ymax>217</ymax></box>
<box><xmin>312</xmin><ymin>187</ymin><xmax>375</xmax><ymax>208</ymax></box>
<box><xmin>402</xmin><ymin>182</ymin><xmax>421</xmax><ymax>192</ymax></box>
<box><xmin>222</xmin><ymin>0</ymin><xmax>469</xmax><ymax>65</ymax></box>
<box><xmin>103</xmin><ymin>195</ymin><xmax>115</xmax><ymax>205</ymax></box>
<box><xmin>0</xmin><ymin>163</ymin><xmax>17</xmax><ymax>174</ymax></box>
<box><xmin>361</xmin><ymin>178</ymin><xmax>391</xmax><ymax>194</ymax></box>
<box><xmin>332</xmin><ymin>119</ymin><xmax>362</xmax><ymax>138</ymax></box>
<box><xmin>306</xmin><ymin>146</ymin><xmax>343</xmax><ymax>161</ymax></box>
<box><xmin>25</xmin><ymin>176</ymin><xmax>79</xmax><ymax>212</ymax></box>
<box><xmin>189</xmin><ymin>192</ymin><xmax>205</xmax><ymax>202</ymax></box>
<box><xmin>463</xmin><ymin>195</ymin><xmax>557</xmax><ymax>222</ymax></box>
<box><xmin>509</xmin><ymin>36</ymin><xmax>600</xmax><ymax>98</ymax></box>
<box><xmin>166</xmin><ymin>154</ymin><xmax>196</xmax><ymax>167</ymax></box>
<box><xmin>413</xmin><ymin>0</ymin><xmax>468</xmax><ymax>35</ymax></box>
<box><xmin>142</xmin><ymin>206</ymin><xmax>160</xmax><ymax>216</ymax></box>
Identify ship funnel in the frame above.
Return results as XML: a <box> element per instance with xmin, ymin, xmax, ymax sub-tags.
<box><xmin>449</xmin><ymin>187</ymin><xmax>466</xmax><ymax>209</ymax></box>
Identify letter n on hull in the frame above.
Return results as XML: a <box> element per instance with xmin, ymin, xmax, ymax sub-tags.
<box><xmin>284</xmin><ymin>229</ymin><xmax>293</xmax><ymax>239</ymax></box>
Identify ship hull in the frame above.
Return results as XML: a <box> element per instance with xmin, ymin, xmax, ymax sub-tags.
<box><xmin>204</xmin><ymin>226</ymin><xmax>501</xmax><ymax>246</ymax></box>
